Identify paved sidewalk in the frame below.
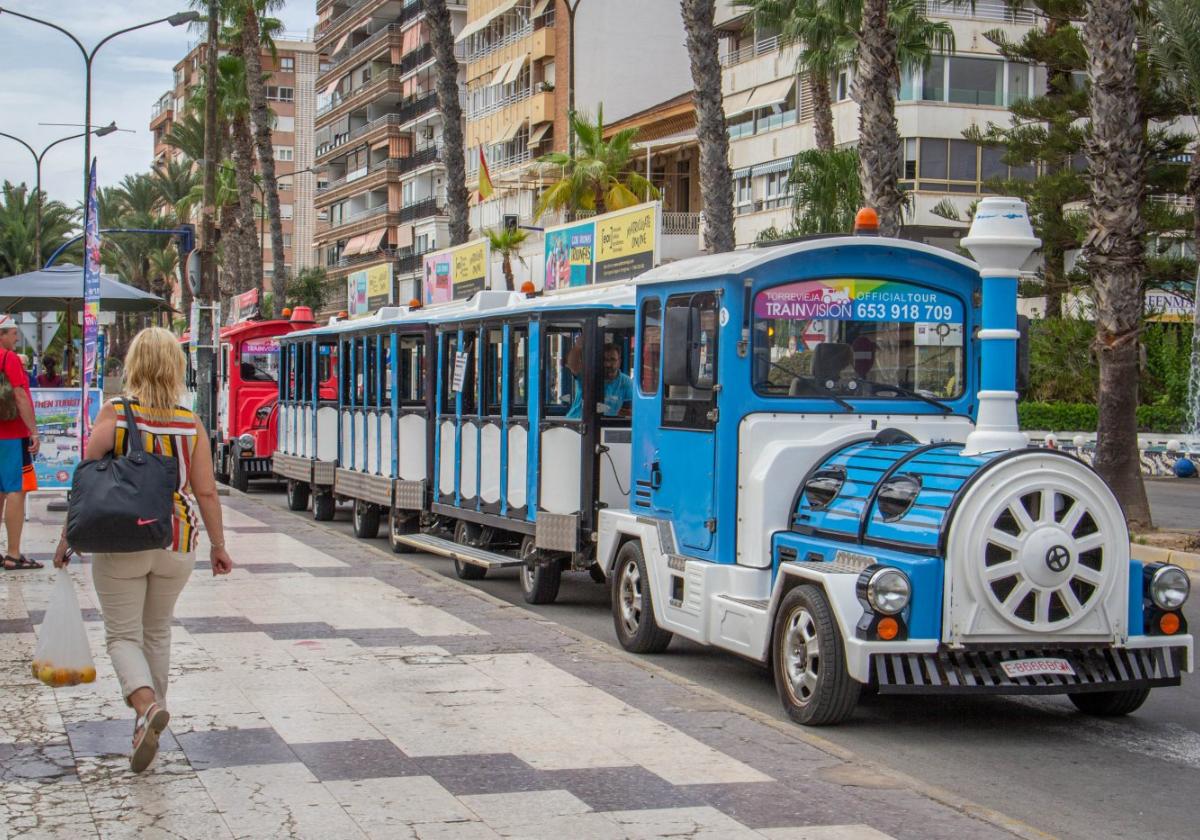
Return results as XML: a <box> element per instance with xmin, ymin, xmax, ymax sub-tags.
<box><xmin>2</xmin><ymin>494</ymin><xmax>1031</xmax><ymax>840</ymax></box>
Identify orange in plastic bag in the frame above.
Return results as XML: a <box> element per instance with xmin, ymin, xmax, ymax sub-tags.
<box><xmin>32</xmin><ymin>568</ymin><xmax>96</xmax><ymax>689</ymax></box>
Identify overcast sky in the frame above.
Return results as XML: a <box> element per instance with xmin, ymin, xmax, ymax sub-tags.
<box><xmin>0</xmin><ymin>0</ymin><xmax>315</xmax><ymax>210</ymax></box>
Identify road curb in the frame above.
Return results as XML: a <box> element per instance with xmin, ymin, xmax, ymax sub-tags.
<box><xmin>244</xmin><ymin>492</ymin><xmax>1053</xmax><ymax>840</ymax></box>
<box><xmin>1131</xmin><ymin>543</ymin><xmax>1200</xmax><ymax>574</ymax></box>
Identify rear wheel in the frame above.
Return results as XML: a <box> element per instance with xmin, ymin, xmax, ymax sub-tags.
<box><xmin>312</xmin><ymin>491</ymin><xmax>336</xmax><ymax>522</ymax></box>
<box><xmin>1068</xmin><ymin>687</ymin><xmax>1151</xmax><ymax>717</ymax></box>
<box><xmin>772</xmin><ymin>585</ymin><xmax>860</xmax><ymax>726</ymax></box>
<box><xmin>352</xmin><ymin>500</ymin><xmax>381</xmax><ymax>539</ymax></box>
<box><xmin>389</xmin><ymin>510</ymin><xmax>416</xmax><ymax>554</ymax></box>
<box><xmin>286</xmin><ymin>479</ymin><xmax>310</xmax><ymax>511</ymax></box>
<box><xmin>611</xmin><ymin>541</ymin><xmax>672</xmax><ymax>654</ymax></box>
<box><xmin>229</xmin><ymin>455</ymin><xmax>250</xmax><ymax>493</ymax></box>
<box><xmin>520</xmin><ymin>536</ymin><xmax>561</xmax><ymax>604</ymax></box>
<box><xmin>215</xmin><ymin>445</ymin><xmax>230</xmax><ymax>484</ymax></box>
<box><xmin>452</xmin><ymin>520</ymin><xmax>486</xmax><ymax>580</ymax></box>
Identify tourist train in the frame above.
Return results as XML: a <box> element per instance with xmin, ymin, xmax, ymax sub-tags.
<box><xmin>272</xmin><ymin>198</ymin><xmax>1192</xmax><ymax>725</ymax></box>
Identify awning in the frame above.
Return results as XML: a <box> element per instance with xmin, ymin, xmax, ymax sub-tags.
<box><xmin>394</xmin><ymin>224</ymin><xmax>413</xmax><ymax>249</ymax></box>
<box><xmin>455</xmin><ymin>0</ymin><xmax>519</xmax><ymax>42</ymax></box>
<box><xmin>496</xmin><ymin>118</ymin><xmax>524</xmax><ymax>144</ymax></box>
<box><xmin>527</xmin><ymin>121</ymin><xmax>552</xmax><ymax>148</ymax></box>
<box><xmin>342</xmin><ymin>234</ymin><xmax>367</xmax><ymax>256</ymax></box>
<box><xmin>488</xmin><ymin>58</ymin><xmax>515</xmax><ymax>88</ymax></box>
<box><xmin>746</xmin><ymin>77</ymin><xmax>796</xmax><ymax>110</ymax></box>
<box><xmin>531</xmin><ymin>0</ymin><xmax>553</xmax><ymax>17</ymax></box>
<box><xmin>321</xmin><ymin>77</ymin><xmax>341</xmax><ymax>97</ymax></box>
<box><xmin>503</xmin><ymin>53</ymin><xmax>529</xmax><ymax>85</ymax></box>
<box><xmin>732</xmin><ymin>166</ymin><xmax>752</xmax><ymax>179</ymax></box>
<box><xmin>724</xmin><ymin>89</ymin><xmax>755</xmax><ymax>117</ymax></box>
<box><xmin>361</xmin><ymin>227</ymin><xmax>388</xmax><ymax>253</ymax></box>
<box><xmin>331</xmin><ymin>32</ymin><xmax>350</xmax><ymax>55</ymax></box>
<box><xmin>752</xmin><ymin>158</ymin><xmax>794</xmax><ymax>177</ymax></box>
<box><xmin>633</xmin><ymin>130</ymin><xmax>697</xmax><ymax>152</ymax></box>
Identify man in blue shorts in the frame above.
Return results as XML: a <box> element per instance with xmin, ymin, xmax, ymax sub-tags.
<box><xmin>0</xmin><ymin>317</ymin><xmax>41</xmax><ymax>570</ymax></box>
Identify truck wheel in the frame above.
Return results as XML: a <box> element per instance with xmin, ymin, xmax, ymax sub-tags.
<box><xmin>1068</xmin><ymin>687</ymin><xmax>1151</xmax><ymax>717</ymax></box>
<box><xmin>312</xmin><ymin>491</ymin><xmax>336</xmax><ymax>522</ymax></box>
<box><xmin>352</xmin><ymin>500</ymin><xmax>381</xmax><ymax>539</ymax></box>
<box><xmin>772</xmin><ymin>585</ymin><xmax>860</xmax><ymax>726</ymax></box>
<box><xmin>286</xmin><ymin>479</ymin><xmax>310</xmax><ymax>512</ymax></box>
<box><xmin>389</xmin><ymin>510</ymin><xmax>416</xmax><ymax>554</ymax></box>
<box><xmin>452</xmin><ymin>520</ymin><xmax>486</xmax><ymax>580</ymax></box>
<box><xmin>215</xmin><ymin>446</ymin><xmax>230</xmax><ymax>484</ymax></box>
<box><xmin>611</xmin><ymin>541</ymin><xmax>672</xmax><ymax>654</ymax></box>
<box><xmin>520</xmin><ymin>536</ymin><xmax>561</xmax><ymax>604</ymax></box>
<box><xmin>229</xmin><ymin>456</ymin><xmax>250</xmax><ymax>493</ymax></box>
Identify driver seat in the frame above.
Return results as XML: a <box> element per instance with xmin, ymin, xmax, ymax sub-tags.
<box><xmin>811</xmin><ymin>342</ymin><xmax>853</xmax><ymax>387</ymax></box>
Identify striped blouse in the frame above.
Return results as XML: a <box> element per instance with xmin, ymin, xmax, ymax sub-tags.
<box><xmin>113</xmin><ymin>399</ymin><xmax>201</xmax><ymax>553</ymax></box>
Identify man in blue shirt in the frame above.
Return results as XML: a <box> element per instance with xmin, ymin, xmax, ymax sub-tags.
<box><xmin>566</xmin><ymin>342</ymin><xmax>633</xmax><ymax>419</ymax></box>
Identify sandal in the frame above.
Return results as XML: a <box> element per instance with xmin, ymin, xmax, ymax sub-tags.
<box><xmin>2</xmin><ymin>554</ymin><xmax>43</xmax><ymax>570</ymax></box>
<box><xmin>130</xmin><ymin>702</ymin><xmax>170</xmax><ymax>773</ymax></box>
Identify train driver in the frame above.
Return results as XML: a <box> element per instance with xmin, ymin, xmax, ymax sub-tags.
<box><xmin>565</xmin><ymin>340</ymin><xmax>633</xmax><ymax>419</ymax></box>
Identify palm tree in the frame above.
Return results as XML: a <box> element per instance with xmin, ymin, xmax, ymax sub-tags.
<box><xmin>788</xmin><ymin>148</ymin><xmax>863</xmax><ymax>233</ymax></box>
<box><xmin>216</xmin><ymin>47</ymin><xmax>264</xmax><ymax>295</ymax></box>
<box><xmin>163</xmin><ymin>110</ymin><xmax>208</xmax><ymax>163</ymax></box>
<box><xmin>0</xmin><ymin>182</ymin><xmax>76</xmax><ymax>275</ymax></box>
<box><xmin>424</xmin><ymin>0</ymin><xmax>469</xmax><ymax>245</ymax></box>
<box><xmin>535</xmin><ymin>108</ymin><xmax>658</xmax><ymax>220</ymax></box>
<box><xmin>855</xmin><ymin>0</ymin><xmax>908</xmax><ymax>236</ymax></box>
<box><xmin>1082</xmin><ymin>0</ymin><xmax>1152</xmax><ymax>527</ymax></box>
<box><xmin>680</xmin><ymin>0</ymin><xmax>735</xmax><ymax>253</ymax></box>
<box><xmin>286</xmin><ymin>266</ymin><xmax>329</xmax><ymax>312</ymax></box>
<box><xmin>485</xmin><ymin>227</ymin><xmax>529</xmax><ymax>291</ymax></box>
<box><xmin>150</xmin><ymin>157</ymin><xmax>201</xmax><ymax>216</ymax></box>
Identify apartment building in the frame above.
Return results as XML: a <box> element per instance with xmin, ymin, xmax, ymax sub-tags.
<box><xmin>149</xmin><ymin>36</ymin><xmax>322</xmax><ymax>281</ymax></box>
<box><xmin>312</xmin><ymin>0</ymin><xmax>466</xmax><ymax>305</ymax></box>
<box><xmin>714</xmin><ymin>0</ymin><xmax>1041</xmax><ymax>248</ymax></box>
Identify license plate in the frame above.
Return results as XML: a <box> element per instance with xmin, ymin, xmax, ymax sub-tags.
<box><xmin>1000</xmin><ymin>657</ymin><xmax>1075</xmax><ymax>679</ymax></box>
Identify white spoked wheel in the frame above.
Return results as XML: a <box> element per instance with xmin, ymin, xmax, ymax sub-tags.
<box><xmin>953</xmin><ymin>455</ymin><xmax>1125</xmax><ymax>634</ymax></box>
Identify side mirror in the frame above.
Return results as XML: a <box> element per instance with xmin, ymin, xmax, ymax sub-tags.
<box><xmin>662</xmin><ymin>305</ymin><xmax>693</xmax><ymax>387</ymax></box>
<box><xmin>1016</xmin><ymin>314</ymin><xmax>1031</xmax><ymax>393</ymax></box>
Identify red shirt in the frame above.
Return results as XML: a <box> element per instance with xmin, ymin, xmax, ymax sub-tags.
<box><xmin>0</xmin><ymin>349</ymin><xmax>32</xmax><ymax>439</ymax></box>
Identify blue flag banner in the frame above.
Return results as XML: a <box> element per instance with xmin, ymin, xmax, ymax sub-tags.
<box><xmin>81</xmin><ymin>158</ymin><xmax>101</xmax><ymax>450</ymax></box>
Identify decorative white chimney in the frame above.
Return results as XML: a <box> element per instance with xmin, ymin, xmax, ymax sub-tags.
<box><xmin>960</xmin><ymin>197</ymin><xmax>1041</xmax><ymax>456</ymax></box>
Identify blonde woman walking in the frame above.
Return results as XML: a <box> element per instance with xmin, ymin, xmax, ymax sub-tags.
<box><xmin>53</xmin><ymin>327</ymin><xmax>233</xmax><ymax>773</ymax></box>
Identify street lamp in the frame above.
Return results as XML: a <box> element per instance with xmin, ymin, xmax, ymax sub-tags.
<box><xmin>0</xmin><ymin>123</ymin><xmax>118</xmax><ymax>266</ymax></box>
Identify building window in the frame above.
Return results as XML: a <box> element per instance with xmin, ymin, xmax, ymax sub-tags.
<box><xmin>763</xmin><ymin>170</ymin><xmax>793</xmax><ymax>209</ymax></box>
<box><xmin>173</xmin><ymin>68</ymin><xmax>184</xmax><ymax>86</ymax></box>
<box><xmin>274</xmin><ymin>115</ymin><xmax>295</xmax><ymax>132</ymax></box>
<box><xmin>283</xmin><ymin>233</ymin><xmax>293</xmax><ymax>247</ymax></box>
<box><xmin>277</xmin><ymin>176</ymin><xmax>293</xmax><ymax>192</ymax></box>
<box><xmin>901</xmin><ymin>56</ymin><xmax>1033</xmax><ymax>107</ymax></box>
<box><xmin>835</xmin><ymin>68</ymin><xmax>852</xmax><ymax>102</ymax></box>
<box><xmin>279</xmin><ymin>57</ymin><xmax>294</xmax><ymax>72</ymax></box>
<box><xmin>948</xmin><ymin>56</ymin><xmax>1002</xmax><ymax>105</ymax></box>
<box><xmin>274</xmin><ymin>146</ymin><xmax>294</xmax><ymax>161</ymax></box>
<box><xmin>320</xmin><ymin>59</ymin><xmax>332</xmax><ymax>72</ymax></box>
<box><xmin>266</xmin><ymin>86</ymin><xmax>294</xmax><ymax>102</ymax></box>
<box><xmin>900</xmin><ymin>137</ymin><xmax>1036</xmax><ymax>193</ymax></box>
<box><xmin>280</xmin><ymin>204</ymin><xmax>294</xmax><ymax>220</ymax></box>
<box><xmin>728</xmin><ymin>111</ymin><xmax>754</xmax><ymax>140</ymax></box>
<box><xmin>735</xmin><ymin>175</ymin><xmax>753</xmax><ymax>214</ymax></box>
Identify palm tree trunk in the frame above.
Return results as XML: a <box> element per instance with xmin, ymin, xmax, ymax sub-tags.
<box><xmin>681</xmin><ymin>0</ymin><xmax>735</xmax><ymax>253</ymax></box>
<box><xmin>424</xmin><ymin>0</ymin><xmax>469</xmax><ymax>246</ymax></box>
<box><xmin>854</xmin><ymin>0</ymin><xmax>905</xmax><ymax>237</ymax></box>
<box><xmin>1083</xmin><ymin>0</ymin><xmax>1151</xmax><ymax>528</ymax></box>
<box><xmin>241</xmin><ymin>9</ymin><xmax>287</xmax><ymax>302</ymax></box>
<box><xmin>221</xmin><ymin>202</ymin><xmax>244</xmax><ymax>298</ymax></box>
<box><xmin>231</xmin><ymin>113</ymin><xmax>264</xmax><ymax>297</ymax></box>
<box><xmin>810</xmin><ymin>74</ymin><xmax>835</xmax><ymax>152</ymax></box>
<box><xmin>502</xmin><ymin>254</ymin><xmax>514</xmax><ymax>291</ymax></box>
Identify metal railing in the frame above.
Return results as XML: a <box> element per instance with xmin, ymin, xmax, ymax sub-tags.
<box><xmin>339</xmin><ymin>202</ymin><xmax>392</xmax><ymax>225</ymax></box>
<box><xmin>396</xmin><ymin>91</ymin><xmax>439</xmax><ymax>124</ymax></box>
<box><xmin>662</xmin><ymin>212</ymin><xmax>701</xmax><ymax>236</ymax></box>
<box><xmin>466</xmin><ymin>85</ymin><xmax>534</xmax><ymax>120</ymax></box>
<box><xmin>323</xmin><ymin>24</ymin><xmax>400</xmax><ymax>74</ymax></box>
<box><xmin>319</xmin><ymin>0</ymin><xmax>421</xmax><ymax>45</ymax></box>
<box><xmin>399</xmin><ymin>42</ymin><xmax>433</xmax><ymax>74</ymax></box>
<box><xmin>151</xmin><ymin>93</ymin><xmax>174</xmax><ymax>119</ymax></box>
<box><xmin>318</xmin><ymin>68</ymin><xmax>406</xmax><ymax>116</ymax></box>
<box><xmin>721</xmin><ymin>35</ymin><xmax>793</xmax><ymax>69</ymax></box>
<box><xmin>465</xmin><ymin>21</ymin><xmax>533</xmax><ymax>63</ymax></box>
<box><xmin>917</xmin><ymin>0</ymin><xmax>1037</xmax><ymax>24</ymax></box>
<box><xmin>316</xmin><ymin>113</ymin><xmax>401</xmax><ymax>158</ymax></box>
<box><xmin>317</xmin><ymin>146</ymin><xmax>445</xmax><ymax>194</ymax></box>
<box><xmin>397</xmin><ymin>197</ymin><xmax>444</xmax><ymax>222</ymax></box>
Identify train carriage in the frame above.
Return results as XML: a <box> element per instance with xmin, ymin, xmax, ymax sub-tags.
<box><xmin>594</xmin><ymin>199</ymin><xmax>1193</xmax><ymax>725</ymax></box>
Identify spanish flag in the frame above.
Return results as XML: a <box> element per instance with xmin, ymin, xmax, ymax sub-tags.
<box><xmin>477</xmin><ymin>146</ymin><xmax>494</xmax><ymax>202</ymax></box>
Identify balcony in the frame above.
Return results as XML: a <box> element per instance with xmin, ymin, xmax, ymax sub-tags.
<box><xmin>917</xmin><ymin>0</ymin><xmax>1036</xmax><ymax>23</ymax></box>
<box><xmin>396</xmin><ymin>91</ymin><xmax>439</xmax><ymax>125</ymax></box>
<box><xmin>316</xmin><ymin>148</ymin><xmax>444</xmax><ymax>201</ymax></box>
<box><xmin>317</xmin><ymin>68</ymin><xmax>405</xmax><ymax>118</ymax></box>
<box><xmin>318</xmin><ymin>0</ymin><xmax>422</xmax><ymax>51</ymax></box>
<box><xmin>721</xmin><ymin>35</ymin><xmax>792</xmax><ymax>69</ymax></box>
<box><xmin>317</xmin><ymin>202</ymin><xmax>400</xmax><ymax>244</ymax></box>
<box><xmin>397</xmin><ymin>196</ymin><xmax>444</xmax><ymax>222</ymax></box>
<box><xmin>316</xmin><ymin>113</ymin><xmax>402</xmax><ymax>159</ymax></box>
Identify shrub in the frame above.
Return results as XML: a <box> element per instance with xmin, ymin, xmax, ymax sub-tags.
<box><xmin>1018</xmin><ymin>401</ymin><xmax>1188</xmax><ymax>433</ymax></box>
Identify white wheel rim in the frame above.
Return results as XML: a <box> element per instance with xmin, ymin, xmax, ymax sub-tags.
<box><xmin>618</xmin><ymin>559</ymin><xmax>642</xmax><ymax>635</ymax></box>
<box><xmin>782</xmin><ymin>606</ymin><xmax>820</xmax><ymax>705</ymax></box>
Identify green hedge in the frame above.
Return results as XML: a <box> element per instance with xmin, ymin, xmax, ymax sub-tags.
<box><xmin>1018</xmin><ymin>401</ymin><xmax>1189</xmax><ymax>434</ymax></box>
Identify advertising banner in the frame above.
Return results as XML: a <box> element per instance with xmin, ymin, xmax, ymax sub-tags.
<box><xmin>542</xmin><ymin>202</ymin><xmax>660</xmax><ymax>289</ymax></box>
<box><xmin>229</xmin><ymin>288</ymin><xmax>260</xmax><ymax>323</ymax></box>
<box><xmin>422</xmin><ymin>239</ymin><xmax>490</xmax><ymax>304</ymax></box>
<box><xmin>81</xmin><ymin>159</ymin><xmax>101</xmax><ymax>449</ymax></box>
<box><xmin>32</xmin><ymin>388</ymin><xmax>102</xmax><ymax>489</ymax></box>
<box><xmin>347</xmin><ymin>262</ymin><xmax>394</xmax><ymax>316</ymax></box>
<box><xmin>753</xmin><ymin>279</ymin><xmax>963</xmax><ymax>324</ymax></box>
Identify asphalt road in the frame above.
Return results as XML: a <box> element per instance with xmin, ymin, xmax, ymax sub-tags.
<box><xmin>1144</xmin><ymin>478</ymin><xmax>1199</xmax><ymax>532</ymax></box>
<box><xmin>255</xmin><ymin>484</ymin><xmax>1198</xmax><ymax>840</ymax></box>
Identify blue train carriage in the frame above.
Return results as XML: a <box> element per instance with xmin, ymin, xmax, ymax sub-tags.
<box><xmin>390</xmin><ymin>282</ymin><xmax>637</xmax><ymax>604</ymax></box>
<box><xmin>597</xmin><ymin>197</ymin><xmax>1193</xmax><ymax>726</ymax></box>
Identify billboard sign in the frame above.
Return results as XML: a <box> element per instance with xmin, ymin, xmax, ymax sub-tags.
<box><xmin>543</xmin><ymin>202</ymin><xmax>660</xmax><ymax>290</ymax></box>
<box><xmin>422</xmin><ymin>239</ymin><xmax>490</xmax><ymax>304</ymax></box>
<box><xmin>347</xmin><ymin>262</ymin><xmax>394</xmax><ymax>317</ymax></box>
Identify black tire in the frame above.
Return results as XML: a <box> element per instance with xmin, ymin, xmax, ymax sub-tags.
<box><xmin>312</xmin><ymin>491</ymin><xmax>336</xmax><ymax>522</ymax></box>
<box><xmin>520</xmin><ymin>536</ymin><xmax>561</xmax><ymax>604</ymax></box>
<box><xmin>286</xmin><ymin>479</ymin><xmax>310</xmax><ymax>512</ymax></box>
<box><xmin>1068</xmin><ymin>687</ymin><xmax>1151</xmax><ymax>717</ymax></box>
<box><xmin>389</xmin><ymin>510</ymin><xmax>416</xmax><ymax>554</ymax></box>
<box><xmin>452</xmin><ymin>520</ymin><xmax>486</xmax><ymax>580</ymax></box>
<box><xmin>352</xmin><ymin>500</ymin><xmax>381</xmax><ymax>539</ymax></box>
<box><xmin>229</xmin><ymin>456</ymin><xmax>250</xmax><ymax>493</ymax></box>
<box><xmin>772</xmin><ymin>585</ymin><xmax>860</xmax><ymax>726</ymax></box>
<box><xmin>215</xmin><ymin>445</ymin><xmax>230</xmax><ymax>484</ymax></box>
<box><xmin>611</xmin><ymin>541</ymin><xmax>672</xmax><ymax>654</ymax></box>
<box><xmin>589</xmin><ymin>563</ymin><xmax>607</xmax><ymax>584</ymax></box>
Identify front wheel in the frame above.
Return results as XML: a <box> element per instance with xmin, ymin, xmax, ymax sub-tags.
<box><xmin>229</xmin><ymin>455</ymin><xmax>249</xmax><ymax>493</ymax></box>
<box><xmin>312</xmin><ymin>491</ymin><xmax>336</xmax><ymax>522</ymax></box>
<box><xmin>520</xmin><ymin>536</ymin><xmax>561</xmax><ymax>604</ymax></box>
<box><xmin>286</xmin><ymin>479</ymin><xmax>310</xmax><ymax>512</ymax></box>
<box><xmin>352</xmin><ymin>500</ymin><xmax>381</xmax><ymax>539</ymax></box>
<box><xmin>611</xmin><ymin>541</ymin><xmax>672</xmax><ymax>654</ymax></box>
<box><xmin>1068</xmin><ymin>687</ymin><xmax>1151</xmax><ymax>717</ymax></box>
<box><xmin>772</xmin><ymin>585</ymin><xmax>860</xmax><ymax>726</ymax></box>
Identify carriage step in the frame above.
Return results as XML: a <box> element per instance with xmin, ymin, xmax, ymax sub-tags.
<box><xmin>396</xmin><ymin>534</ymin><xmax>524</xmax><ymax>570</ymax></box>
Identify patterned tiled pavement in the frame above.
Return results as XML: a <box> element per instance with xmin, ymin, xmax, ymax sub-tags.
<box><xmin>1</xmin><ymin>494</ymin><xmax>1032</xmax><ymax>840</ymax></box>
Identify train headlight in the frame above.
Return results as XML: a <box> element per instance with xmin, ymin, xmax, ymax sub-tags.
<box><xmin>237</xmin><ymin>433</ymin><xmax>256</xmax><ymax>451</ymax></box>
<box><xmin>866</xmin><ymin>568</ymin><xmax>911</xmax><ymax>615</ymax></box>
<box><xmin>1150</xmin><ymin>565</ymin><xmax>1190</xmax><ymax>610</ymax></box>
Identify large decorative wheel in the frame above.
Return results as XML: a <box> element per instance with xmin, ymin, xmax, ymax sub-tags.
<box><xmin>951</xmin><ymin>454</ymin><xmax>1126</xmax><ymax>635</ymax></box>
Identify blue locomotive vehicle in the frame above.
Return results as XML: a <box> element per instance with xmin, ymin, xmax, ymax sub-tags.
<box><xmin>594</xmin><ymin>198</ymin><xmax>1192</xmax><ymax>724</ymax></box>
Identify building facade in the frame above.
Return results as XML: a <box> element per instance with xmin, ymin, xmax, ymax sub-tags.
<box><xmin>149</xmin><ymin>37</ymin><xmax>322</xmax><ymax>283</ymax></box>
<box><xmin>714</xmin><ymin>0</ymin><xmax>1040</xmax><ymax>248</ymax></box>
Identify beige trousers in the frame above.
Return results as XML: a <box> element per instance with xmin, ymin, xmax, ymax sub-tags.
<box><xmin>92</xmin><ymin>549</ymin><xmax>193</xmax><ymax>706</ymax></box>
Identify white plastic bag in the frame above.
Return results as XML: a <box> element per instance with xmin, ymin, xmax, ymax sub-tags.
<box><xmin>32</xmin><ymin>568</ymin><xmax>97</xmax><ymax>687</ymax></box>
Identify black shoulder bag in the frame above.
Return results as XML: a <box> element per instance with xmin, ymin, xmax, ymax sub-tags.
<box><xmin>66</xmin><ymin>399</ymin><xmax>179</xmax><ymax>553</ymax></box>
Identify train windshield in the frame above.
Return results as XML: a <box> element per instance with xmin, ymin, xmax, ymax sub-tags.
<box><xmin>752</xmin><ymin>279</ymin><xmax>965</xmax><ymax>400</ymax></box>
<box><xmin>240</xmin><ymin>339</ymin><xmax>279</xmax><ymax>382</ymax></box>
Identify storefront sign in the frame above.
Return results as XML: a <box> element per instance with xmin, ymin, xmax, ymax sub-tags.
<box><xmin>31</xmin><ymin>388</ymin><xmax>102</xmax><ymax>489</ymax></box>
<box><xmin>542</xmin><ymin>202</ymin><xmax>661</xmax><ymax>289</ymax></box>
<box><xmin>422</xmin><ymin>239</ymin><xmax>491</xmax><ymax>304</ymax></box>
<box><xmin>347</xmin><ymin>262</ymin><xmax>394</xmax><ymax>316</ymax></box>
<box><xmin>1145</xmin><ymin>288</ymin><xmax>1193</xmax><ymax>322</ymax></box>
